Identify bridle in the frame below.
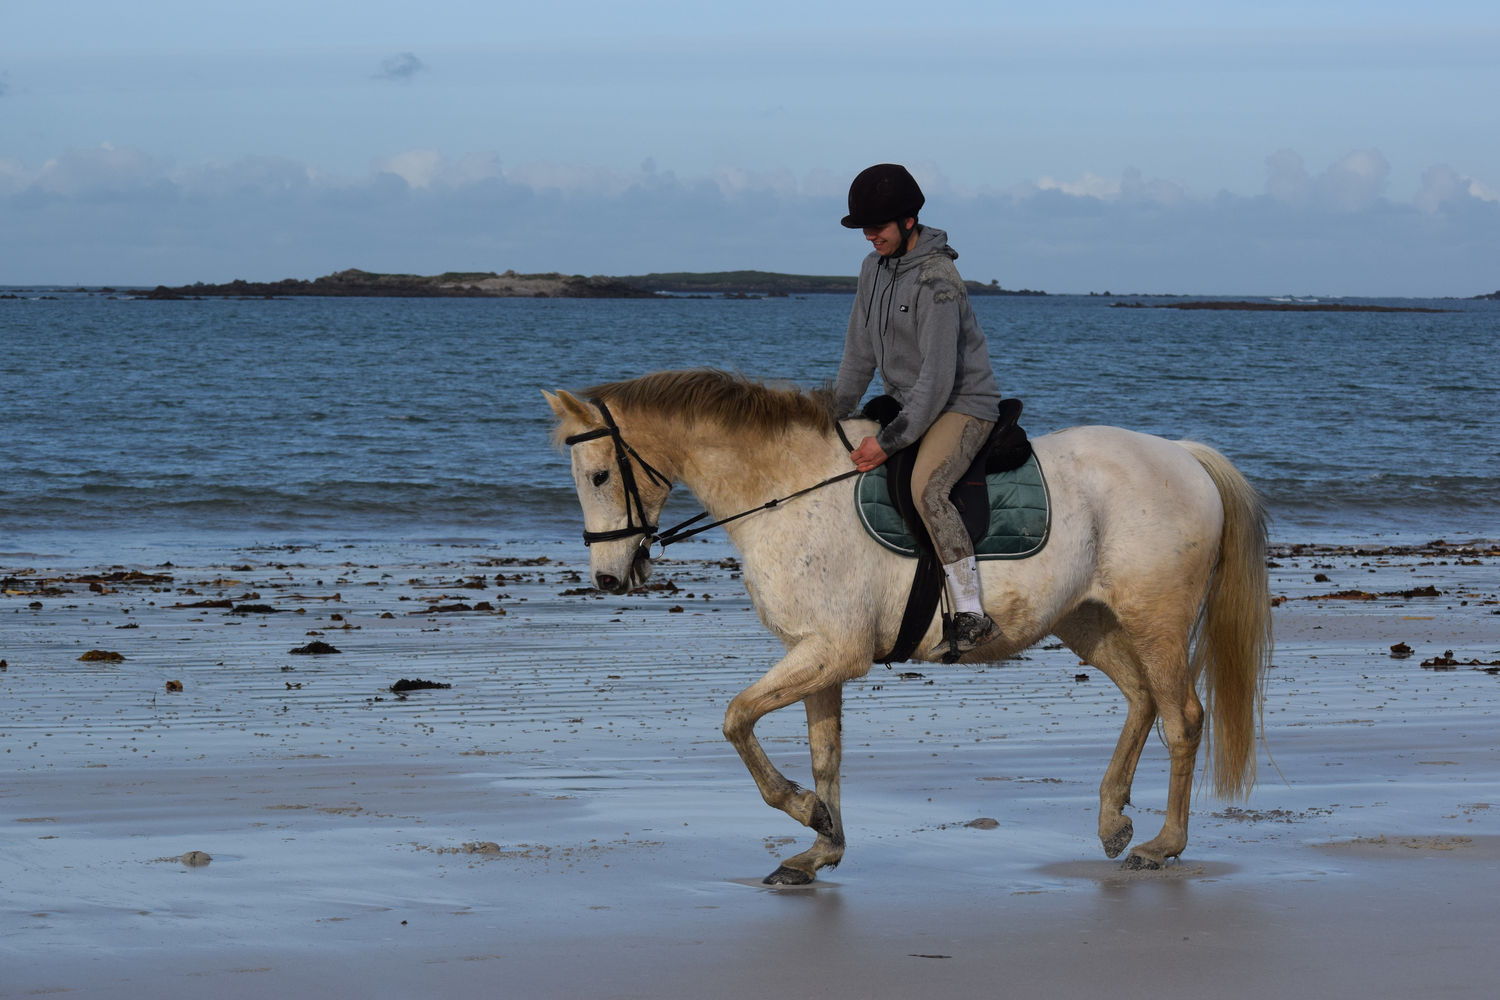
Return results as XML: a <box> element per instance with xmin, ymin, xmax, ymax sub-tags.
<box><xmin>562</xmin><ymin>397</ymin><xmax>863</xmax><ymax>554</ymax></box>
<box><xmin>562</xmin><ymin>398</ymin><xmax>671</xmax><ymax>547</ymax></box>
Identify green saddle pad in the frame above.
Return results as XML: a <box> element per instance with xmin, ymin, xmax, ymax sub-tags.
<box><xmin>856</xmin><ymin>452</ymin><xmax>1051</xmax><ymax>559</ymax></box>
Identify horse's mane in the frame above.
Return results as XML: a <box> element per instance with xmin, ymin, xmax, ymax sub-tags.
<box><xmin>583</xmin><ymin>369</ymin><xmax>837</xmax><ymax>436</ymax></box>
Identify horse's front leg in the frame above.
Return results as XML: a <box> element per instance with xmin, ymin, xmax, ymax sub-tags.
<box><xmin>763</xmin><ymin>684</ymin><xmax>846</xmax><ymax>885</ymax></box>
<box><xmin>721</xmin><ymin>640</ymin><xmax>854</xmax><ymax>884</ymax></box>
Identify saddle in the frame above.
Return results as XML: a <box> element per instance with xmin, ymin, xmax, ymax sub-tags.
<box><xmin>853</xmin><ymin>397</ymin><xmax>1050</xmax><ymax>663</ymax></box>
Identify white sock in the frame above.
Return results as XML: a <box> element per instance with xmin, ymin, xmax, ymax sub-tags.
<box><xmin>942</xmin><ymin>557</ymin><xmax>984</xmax><ymax>616</ymax></box>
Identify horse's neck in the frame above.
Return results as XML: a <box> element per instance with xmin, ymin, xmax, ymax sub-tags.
<box><xmin>674</xmin><ymin>423</ymin><xmax>850</xmax><ymax>524</ymax></box>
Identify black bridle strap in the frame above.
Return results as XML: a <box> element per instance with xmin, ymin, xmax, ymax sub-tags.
<box><xmin>835</xmin><ymin>420</ymin><xmax>858</xmax><ymax>453</ymax></box>
<box><xmin>564</xmin><ymin>398</ymin><xmax>670</xmax><ymax>546</ymax></box>
<box><xmin>565</xmin><ymin>404</ymin><xmax>863</xmax><ymax>551</ymax></box>
<box><xmin>562</xmin><ymin>398</ymin><xmax>672</xmax><ymax>488</ymax></box>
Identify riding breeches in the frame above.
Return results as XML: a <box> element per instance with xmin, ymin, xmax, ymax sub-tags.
<box><xmin>909</xmin><ymin>411</ymin><xmax>995</xmax><ymax>566</ymax></box>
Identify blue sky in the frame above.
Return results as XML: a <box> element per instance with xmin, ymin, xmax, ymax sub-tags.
<box><xmin>3</xmin><ymin>1</ymin><xmax>1497</xmax><ymax>294</ymax></box>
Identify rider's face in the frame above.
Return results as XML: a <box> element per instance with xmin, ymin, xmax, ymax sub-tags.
<box><xmin>862</xmin><ymin>219</ymin><xmax>913</xmax><ymax>257</ymax></box>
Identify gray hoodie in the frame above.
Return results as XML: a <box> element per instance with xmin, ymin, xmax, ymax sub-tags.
<box><xmin>832</xmin><ymin>225</ymin><xmax>1001</xmax><ymax>455</ymax></box>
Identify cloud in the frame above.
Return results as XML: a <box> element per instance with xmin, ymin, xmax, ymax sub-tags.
<box><xmin>1011</xmin><ymin>168</ymin><xmax>1189</xmax><ymax>207</ymax></box>
<box><xmin>1415</xmin><ymin>163</ymin><xmax>1500</xmax><ymax>214</ymax></box>
<box><xmin>28</xmin><ymin>142</ymin><xmax>172</xmax><ymax>198</ymax></box>
<box><xmin>374</xmin><ymin>52</ymin><xmax>426</xmax><ymax>82</ymax></box>
<box><xmin>1266</xmin><ymin>147</ymin><xmax>1390</xmax><ymax>212</ymax></box>
<box><xmin>0</xmin><ymin>156</ymin><xmax>25</xmax><ymax>195</ymax></box>
<box><xmin>3</xmin><ymin>144</ymin><xmax>1497</xmax><ymax>296</ymax></box>
<box><xmin>1035</xmin><ymin>171</ymin><xmax>1119</xmax><ymax>200</ymax></box>
<box><xmin>374</xmin><ymin>149</ymin><xmax>445</xmax><ymax>189</ymax></box>
<box><xmin>1119</xmin><ymin>168</ymin><xmax>1191</xmax><ymax>206</ymax></box>
<box><xmin>176</xmin><ymin>155</ymin><xmax>324</xmax><ymax>197</ymax></box>
<box><xmin>1470</xmin><ymin>179</ymin><xmax>1500</xmax><ymax>203</ymax></box>
<box><xmin>1265</xmin><ymin>148</ymin><xmax>1311</xmax><ymax>205</ymax></box>
<box><xmin>1321</xmin><ymin>148</ymin><xmax>1389</xmax><ymax>211</ymax></box>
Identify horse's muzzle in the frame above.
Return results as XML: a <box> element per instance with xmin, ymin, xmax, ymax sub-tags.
<box><xmin>594</xmin><ymin>545</ymin><xmax>653</xmax><ymax>594</ymax></box>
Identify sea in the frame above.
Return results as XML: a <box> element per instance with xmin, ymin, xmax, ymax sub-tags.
<box><xmin>2</xmin><ymin>289</ymin><xmax>1496</xmax><ymax>566</ymax></box>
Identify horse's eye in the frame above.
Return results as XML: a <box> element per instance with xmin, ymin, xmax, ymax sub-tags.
<box><xmin>591</xmin><ymin>470</ymin><xmax>610</xmax><ymax>488</ymax></box>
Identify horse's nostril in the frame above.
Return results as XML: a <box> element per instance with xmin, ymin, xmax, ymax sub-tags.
<box><xmin>596</xmin><ymin>574</ymin><xmax>618</xmax><ymax>591</ymax></box>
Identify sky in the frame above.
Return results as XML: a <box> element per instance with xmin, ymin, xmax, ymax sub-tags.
<box><xmin>3</xmin><ymin>1</ymin><xmax>1497</xmax><ymax>295</ymax></box>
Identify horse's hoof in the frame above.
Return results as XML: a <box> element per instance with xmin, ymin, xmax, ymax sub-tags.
<box><xmin>1102</xmin><ymin>820</ymin><xmax>1134</xmax><ymax>859</ymax></box>
<box><xmin>763</xmin><ymin>865</ymin><xmax>815</xmax><ymax>886</ymax></box>
<box><xmin>1120</xmin><ymin>852</ymin><xmax>1161</xmax><ymax>871</ymax></box>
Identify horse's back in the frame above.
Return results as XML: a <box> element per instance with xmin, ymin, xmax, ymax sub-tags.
<box><xmin>1032</xmin><ymin>425</ymin><xmax>1225</xmax><ymax>564</ymax></box>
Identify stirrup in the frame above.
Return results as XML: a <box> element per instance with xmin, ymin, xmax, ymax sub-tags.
<box><xmin>932</xmin><ymin>612</ymin><xmax>1000</xmax><ymax>661</ymax></box>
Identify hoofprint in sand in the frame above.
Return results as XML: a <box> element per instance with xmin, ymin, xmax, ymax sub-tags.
<box><xmin>2</xmin><ymin>539</ymin><xmax>1497</xmax><ymax>999</ymax></box>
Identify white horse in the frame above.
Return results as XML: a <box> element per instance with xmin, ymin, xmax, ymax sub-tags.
<box><xmin>546</xmin><ymin>369</ymin><xmax>1271</xmax><ymax>884</ymax></box>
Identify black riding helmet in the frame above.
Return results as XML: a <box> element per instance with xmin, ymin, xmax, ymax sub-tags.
<box><xmin>840</xmin><ymin>163</ymin><xmax>925</xmax><ymax>229</ymax></box>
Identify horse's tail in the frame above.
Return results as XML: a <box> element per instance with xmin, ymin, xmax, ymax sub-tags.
<box><xmin>1182</xmin><ymin>442</ymin><xmax>1273</xmax><ymax>800</ymax></box>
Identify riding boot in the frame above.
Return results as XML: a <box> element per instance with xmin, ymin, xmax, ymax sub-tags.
<box><xmin>930</xmin><ymin>558</ymin><xmax>1001</xmax><ymax>657</ymax></box>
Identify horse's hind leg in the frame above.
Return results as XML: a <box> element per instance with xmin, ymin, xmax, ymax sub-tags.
<box><xmin>1055</xmin><ymin>606</ymin><xmax>1156</xmax><ymax>859</ymax></box>
<box><xmin>765</xmin><ymin>684</ymin><xmax>846</xmax><ymax>885</ymax></box>
<box><xmin>1098</xmin><ymin>685</ymin><xmax>1156</xmax><ymax>859</ymax></box>
<box><xmin>1121</xmin><ymin>646</ymin><xmax>1204</xmax><ymax>870</ymax></box>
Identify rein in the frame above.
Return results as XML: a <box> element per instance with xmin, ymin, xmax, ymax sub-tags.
<box><xmin>563</xmin><ymin>398</ymin><xmax>862</xmax><ymax>553</ymax></box>
<box><xmin>653</xmin><ymin>467</ymin><xmax>862</xmax><ymax>549</ymax></box>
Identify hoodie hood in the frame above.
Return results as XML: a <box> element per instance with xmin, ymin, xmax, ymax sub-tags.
<box><xmin>904</xmin><ymin>224</ymin><xmax>958</xmax><ymax>264</ymax></box>
<box><xmin>878</xmin><ymin>224</ymin><xmax>958</xmax><ymax>268</ymax></box>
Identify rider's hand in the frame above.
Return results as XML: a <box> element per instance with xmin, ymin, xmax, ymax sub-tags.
<box><xmin>850</xmin><ymin>436</ymin><xmax>888</xmax><ymax>472</ymax></box>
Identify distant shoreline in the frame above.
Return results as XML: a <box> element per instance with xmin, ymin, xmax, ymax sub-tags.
<box><xmin>131</xmin><ymin>268</ymin><xmax>1047</xmax><ymax>300</ymax></box>
<box><xmin>6</xmin><ymin>272</ymin><xmax>1498</xmax><ymax>302</ymax></box>
<box><xmin>1113</xmin><ymin>299</ymin><xmax>1455</xmax><ymax>313</ymax></box>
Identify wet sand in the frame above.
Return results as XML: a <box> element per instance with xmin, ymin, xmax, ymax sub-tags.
<box><xmin>3</xmin><ymin>539</ymin><xmax>1498</xmax><ymax>998</ymax></box>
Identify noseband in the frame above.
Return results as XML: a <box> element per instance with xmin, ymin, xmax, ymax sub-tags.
<box><xmin>562</xmin><ymin>398</ymin><xmax>672</xmax><ymax>547</ymax></box>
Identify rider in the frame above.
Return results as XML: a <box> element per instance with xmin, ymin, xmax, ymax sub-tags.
<box><xmin>833</xmin><ymin>163</ymin><xmax>1002</xmax><ymax>655</ymax></box>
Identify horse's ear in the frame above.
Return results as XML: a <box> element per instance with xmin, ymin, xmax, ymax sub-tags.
<box><xmin>543</xmin><ymin>389</ymin><xmax>598</xmax><ymax>445</ymax></box>
<box><xmin>545</xmin><ymin>388</ymin><xmax>596</xmax><ymax>418</ymax></box>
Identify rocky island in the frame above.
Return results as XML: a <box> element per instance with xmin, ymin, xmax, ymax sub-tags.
<box><xmin>1112</xmin><ymin>299</ymin><xmax>1452</xmax><ymax>313</ymax></box>
<box><xmin>142</xmin><ymin>268</ymin><xmax>659</xmax><ymax>299</ymax></box>
<box><xmin>139</xmin><ymin>268</ymin><xmax>1046</xmax><ymax>300</ymax></box>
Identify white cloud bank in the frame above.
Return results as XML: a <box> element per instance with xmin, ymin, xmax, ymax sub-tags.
<box><xmin>2</xmin><ymin>146</ymin><xmax>1496</xmax><ymax>296</ymax></box>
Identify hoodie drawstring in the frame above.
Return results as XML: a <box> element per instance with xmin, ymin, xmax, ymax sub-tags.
<box><xmin>867</xmin><ymin>255</ymin><xmax>901</xmax><ymax>373</ymax></box>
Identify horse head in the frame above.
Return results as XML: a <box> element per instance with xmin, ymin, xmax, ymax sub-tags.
<box><xmin>545</xmin><ymin>389</ymin><xmax>672</xmax><ymax>594</ymax></box>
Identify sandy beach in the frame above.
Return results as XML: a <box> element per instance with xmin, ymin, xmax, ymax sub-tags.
<box><xmin>3</xmin><ymin>538</ymin><xmax>1498</xmax><ymax>999</ymax></box>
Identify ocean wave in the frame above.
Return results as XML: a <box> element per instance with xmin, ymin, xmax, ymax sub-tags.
<box><xmin>1260</xmin><ymin>471</ymin><xmax>1499</xmax><ymax>505</ymax></box>
<box><xmin>0</xmin><ymin>480</ymin><xmax>583</xmax><ymax>535</ymax></box>
<box><xmin>4</xmin><ymin>469</ymin><xmax>1493</xmax><ymax>540</ymax></box>
<box><xmin>5</xmin><ymin>293</ymin><xmax>1497</xmax><ymax>555</ymax></box>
